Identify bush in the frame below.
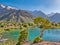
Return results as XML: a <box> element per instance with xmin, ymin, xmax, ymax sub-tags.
<box><xmin>0</xmin><ymin>25</ymin><xmax>4</xmax><ymax>27</ymax></box>
<box><xmin>39</xmin><ymin>25</ymin><xmax>43</xmax><ymax>28</ymax></box>
<box><xmin>23</xmin><ymin>25</ymin><xmax>27</xmax><ymax>27</ymax></box>
<box><xmin>33</xmin><ymin>37</ymin><xmax>42</xmax><ymax>43</ymax></box>
<box><xmin>28</xmin><ymin>23</ymin><xmax>34</xmax><ymax>26</ymax></box>
<box><xmin>4</xmin><ymin>29</ymin><xmax>10</xmax><ymax>31</ymax></box>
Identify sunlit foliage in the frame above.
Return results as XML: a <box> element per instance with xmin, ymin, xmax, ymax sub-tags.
<box><xmin>34</xmin><ymin>17</ymin><xmax>52</xmax><ymax>29</ymax></box>
<box><xmin>16</xmin><ymin>29</ymin><xmax>28</xmax><ymax>45</ymax></box>
<box><xmin>33</xmin><ymin>37</ymin><xmax>42</xmax><ymax>43</ymax></box>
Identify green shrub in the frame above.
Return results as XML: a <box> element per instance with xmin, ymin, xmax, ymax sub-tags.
<box><xmin>4</xmin><ymin>29</ymin><xmax>10</xmax><ymax>31</ymax></box>
<box><xmin>23</xmin><ymin>24</ymin><xmax>27</xmax><ymax>27</ymax></box>
<box><xmin>39</xmin><ymin>25</ymin><xmax>43</xmax><ymax>28</ymax></box>
<box><xmin>33</xmin><ymin>37</ymin><xmax>42</xmax><ymax>43</ymax></box>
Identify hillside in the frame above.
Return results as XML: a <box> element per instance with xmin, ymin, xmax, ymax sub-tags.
<box><xmin>0</xmin><ymin>4</ymin><xmax>34</xmax><ymax>23</ymax></box>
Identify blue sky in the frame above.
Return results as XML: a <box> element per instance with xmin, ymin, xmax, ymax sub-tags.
<box><xmin>0</xmin><ymin>0</ymin><xmax>60</xmax><ymax>14</ymax></box>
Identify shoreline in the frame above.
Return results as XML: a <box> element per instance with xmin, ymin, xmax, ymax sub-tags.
<box><xmin>23</xmin><ymin>41</ymin><xmax>60</xmax><ymax>45</ymax></box>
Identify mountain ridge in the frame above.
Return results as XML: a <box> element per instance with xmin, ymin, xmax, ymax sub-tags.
<box><xmin>0</xmin><ymin>4</ymin><xmax>34</xmax><ymax>23</ymax></box>
<box><xmin>0</xmin><ymin>4</ymin><xmax>60</xmax><ymax>23</ymax></box>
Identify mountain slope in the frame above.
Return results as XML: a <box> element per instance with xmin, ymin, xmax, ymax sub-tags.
<box><xmin>0</xmin><ymin>4</ymin><xmax>34</xmax><ymax>23</ymax></box>
<box><xmin>48</xmin><ymin>12</ymin><xmax>55</xmax><ymax>17</ymax></box>
<box><xmin>49</xmin><ymin>13</ymin><xmax>60</xmax><ymax>22</ymax></box>
<box><xmin>28</xmin><ymin>10</ymin><xmax>48</xmax><ymax>18</ymax></box>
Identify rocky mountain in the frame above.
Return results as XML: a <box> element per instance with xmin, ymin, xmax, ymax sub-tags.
<box><xmin>28</xmin><ymin>10</ymin><xmax>60</xmax><ymax>23</ymax></box>
<box><xmin>28</xmin><ymin>10</ymin><xmax>48</xmax><ymax>18</ymax></box>
<box><xmin>0</xmin><ymin>4</ymin><xmax>34</xmax><ymax>23</ymax></box>
<box><xmin>49</xmin><ymin>13</ymin><xmax>60</xmax><ymax>23</ymax></box>
<box><xmin>0</xmin><ymin>4</ymin><xmax>60</xmax><ymax>23</ymax></box>
<box><xmin>48</xmin><ymin>12</ymin><xmax>55</xmax><ymax>17</ymax></box>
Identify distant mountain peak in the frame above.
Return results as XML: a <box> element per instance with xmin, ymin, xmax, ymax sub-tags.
<box><xmin>0</xmin><ymin>4</ymin><xmax>34</xmax><ymax>23</ymax></box>
<box><xmin>6</xmin><ymin>6</ymin><xmax>18</xmax><ymax>10</ymax></box>
<box><xmin>0</xmin><ymin>4</ymin><xmax>18</xmax><ymax>10</ymax></box>
<box><xmin>48</xmin><ymin>12</ymin><xmax>55</xmax><ymax>17</ymax></box>
<box><xmin>49</xmin><ymin>13</ymin><xmax>60</xmax><ymax>22</ymax></box>
<box><xmin>28</xmin><ymin>10</ymin><xmax>48</xmax><ymax>18</ymax></box>
<box><xmin>0</xmin><ymin>4</ymin><xmax>5</xmax><ymax>8</ymax></box>
<box><xmin>54</xmin><ymin>13</ymin><xmax>60</xmax><ymax>15</ymax></box>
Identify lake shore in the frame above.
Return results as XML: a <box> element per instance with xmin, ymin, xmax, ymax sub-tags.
<box><xmin>23</xmin><ymin>41</ymin><xmax>60</xmax><ymax>45</ymax></box>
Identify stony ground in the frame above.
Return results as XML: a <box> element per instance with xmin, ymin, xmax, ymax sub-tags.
<box><xmin>23</xmin><ymin>41</ymin><xmax>60</xmax><ymax>45</ymax></box>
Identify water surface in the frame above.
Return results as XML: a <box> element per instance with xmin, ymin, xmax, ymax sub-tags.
<box><xmin>1</xmin><ymin>28</ymin><xmax>60</xmax><ymax>42</ymax></box>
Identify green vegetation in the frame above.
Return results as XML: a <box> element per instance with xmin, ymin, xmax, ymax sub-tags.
<box><xmin>34</xmin><ymin>17</ymin><xmax>52</xmax><ymax>29</ymax></box>
<box><xmin>4</xmin><ymin>29</ymin><xmax>10</xmax><ymax>31</ymax></box>
<box><xmin>16</xmin><ymin>29</ymin><xmax>28</xmax><ymax>45</ymax></box>
<box><xmin>33</xmin><ymin>37</ymin><xmax>42</xmax><ymax>43</ymax></box>
<box><xmin>34</xmin><ymin>17</ymin><xmax>52</xmax><ymax>43</ymax></box>
<box><xmin>0</xmin><ymin>23</ymin><xmax>4</xmax><ymax>27</ymax></box>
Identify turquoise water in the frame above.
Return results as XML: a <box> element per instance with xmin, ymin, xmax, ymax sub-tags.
<box><xmin>28</xmin><ymin>28</ymin><xmax>41</xmax><ymax>42</ymax></box>
<box><xmin>2</xmin><ymin>30</ymin><xmax>21</xmax><ymax>41</ymax></box>
<box><xmin>28</xmin><ymin>28</ymin><xmax>60</xmax><ymax>42</ymax></box>
<box><xmin>2</xmin><ymin>28</ymin><xmax>60</xmax><ymax>42</ymax></box>
<box><xmin>43</xmin><ymin>29</ymin><xmax>60</xmax><ymax>42</ymax></box>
